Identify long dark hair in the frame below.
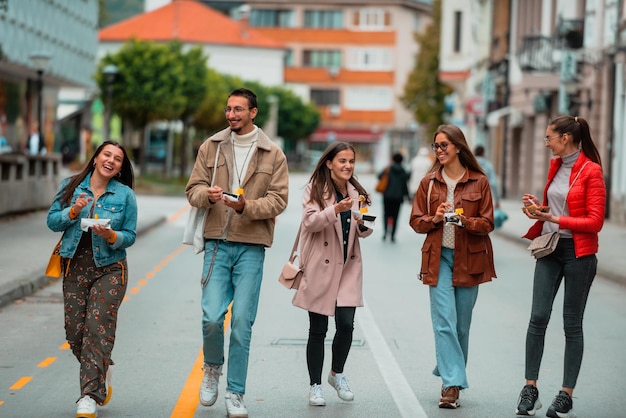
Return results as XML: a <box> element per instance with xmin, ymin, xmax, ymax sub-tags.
<box><xmin>550</xmin><ymin>115</ymin><xmax>602</xmax><ymax>167</ymax></box>
<box><xmin>308</xmin><ymin>141</ymin><xmax>371</xmax><ymax>209</ymax></box>
<box><xmin>431</xmin><ymin>124</ymin><xmax>485</xmax><ymax>175</ymax></box>
<box><xmin>60</xmin><ymin>140</ymin><xmax>134</xmax><ymax>206</ymax></box>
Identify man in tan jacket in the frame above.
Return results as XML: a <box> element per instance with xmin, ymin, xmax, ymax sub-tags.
<box><xmin>185</xmin><ymin>88</ymin><xmax>289</xmax><ymax>418</ymax></box>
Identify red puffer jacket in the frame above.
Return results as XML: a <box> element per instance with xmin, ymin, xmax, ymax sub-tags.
<box><xmin>523</xmin><ymin>152</ymin><xmax>605</xmax><ymax>258</ymax></box>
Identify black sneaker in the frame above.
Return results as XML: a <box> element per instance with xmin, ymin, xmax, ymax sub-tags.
<box><xmin>546</xmin><ymin>391</ymin><xmax>575</xmax><ymax>418</ymax></box>
<box><xmin>516</xmin><ymin>384</ymin><xmax>542</xmax><ymax>416</ymax></box>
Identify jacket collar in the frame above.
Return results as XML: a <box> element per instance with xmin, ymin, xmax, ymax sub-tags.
<box><xmin>209</xmin><ymin>126</ymin><xmax>274</xmax><ymax>151</ymax></box>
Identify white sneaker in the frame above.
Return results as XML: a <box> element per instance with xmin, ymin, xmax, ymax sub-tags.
<box><xmin>200</xmin><ymin>364</ymin><xmax>222</xmax><ymax>407</ymax></box>
<box><xmin>328</xmin><ymin>372</ymin><xmax>354</xmax><ymax>401</ymax></box>
<box><xmin>76</xmin><ymin>395</ymin><xmax>97</xmax><ymax>418</ymax></box>
<box><xmin>103</xmin><ymin>364</ymin><xmax>113</xmax><ymax>406</ymax></box>
<box><xmin>309</xmin><ymin>383</ymin><xmax>326</xmax><ymax>406</ymax></box>
<box><xmin>225</xmin><ymin>391</ymin><xmax>248</xmax><ymax>418</ymax></box>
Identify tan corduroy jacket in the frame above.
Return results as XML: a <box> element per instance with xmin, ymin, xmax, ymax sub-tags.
<box><xmin>185</xmin><ymin>127</ymin><xmax>289</xmax><ymax>248</ymax></box>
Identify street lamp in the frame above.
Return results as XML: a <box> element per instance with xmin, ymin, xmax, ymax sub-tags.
<box><xmin>102</xmin><ymin>64</ymin><xmax>119</xmax><ymax>142</ymax></box>
<box><xmin>30</xmin><ymin>52</ymin><xmax>52</xmax><ymax>153</ymax></box>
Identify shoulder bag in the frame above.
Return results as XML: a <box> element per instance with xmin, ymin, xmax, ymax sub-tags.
<box><xmin>375</xmin><ymin>168</ymin><xmax>389</xmax><ymax>193</ymax></box>
<box><xmin>527</xmin><ymin>161</ymin><xmax>590</xmax><ymax>259</ymax></box>
<box><xmin>45</xmin><ymin>238</ymin><xmax>62</xmax><ymax>279</ymax></box>
<box><xmin>183</xmin><ymin>141</ymin><xmax>221</xmax><ymax>254</ymax></box>
<box><xmin>278</xmin><ymin>224</ymin><xmax>303</xmax><ymax>289</ymax></box>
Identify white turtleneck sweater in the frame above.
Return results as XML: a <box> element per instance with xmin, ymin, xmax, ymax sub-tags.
<box><xmin>231</xmin><ymin>126</ymin><xmax>259</xmax><ymax>193</ymax></box>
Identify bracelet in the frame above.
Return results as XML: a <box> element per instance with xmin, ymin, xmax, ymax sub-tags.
<box><xmin>69</xmin><ymin>207</ymin><xmax>77</xmax><ymax>219</ymax></box>
<box><xmin>107</xmin><ymin>231</ymin><xmax>117</xmax><ymax>244</ymax></box>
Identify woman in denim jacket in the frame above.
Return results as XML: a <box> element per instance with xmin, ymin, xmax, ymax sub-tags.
<box><xmin>47</xmin><ymin>140</ymin><xmax>137</xmax><ymax>418</ymax></box>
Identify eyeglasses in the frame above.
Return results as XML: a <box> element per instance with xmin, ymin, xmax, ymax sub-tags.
<box><xmin>544</xmin><ymin>133</ymin><xmax>563</xmax><ymax>144</ymax></box>
<box><xmin>431</xmin><ymin>142</ymin><xmax>450</xmax><ymax>151</ymax></box>
<box><xmin>224</xmin><ymin>106</ymin><xmax>250</xmax><ymax>115</ymax></box>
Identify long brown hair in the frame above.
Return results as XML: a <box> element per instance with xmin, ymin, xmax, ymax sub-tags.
<box><xmin>60</xmin><ymin>140</ymin><xmax>134</xmax><ymax>206</ymax></box>
<box><xmin>549</xmin><ymin>115</ymin><xmax>602</xmax><ymax>167</ymax></box>
<box><xmin>431</xmin><ymin>124</ymin><xmax>485</xmax><ymax>175</ymax></box>
<box><xmin>308</xmin><ymin>141</ymin><xmax>371</xmax><ymax>209</ymax></box>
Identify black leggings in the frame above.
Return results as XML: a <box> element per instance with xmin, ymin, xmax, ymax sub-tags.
<box><xmin>307</xmin><ymin>307</ymin><xmax>356</xmax><ymax>385</ymax></box>
<box><xmin>383</xmin><ymin>198</ymin><xmax>403</xmax><ymax>239</ymax></box>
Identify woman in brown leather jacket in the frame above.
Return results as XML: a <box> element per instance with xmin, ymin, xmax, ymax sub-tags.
<box><xmin>409</xmin><ymin>124</ymin><xmax>496</xmax><ymax>409</ymax></box>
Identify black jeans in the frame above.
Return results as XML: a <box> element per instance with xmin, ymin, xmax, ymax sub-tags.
<box><xmin>383</xmin><ymin>198</ymin><xmax>403</xmax><ymax>239</ymax></box>
<box><xmin>525</xmin><ymin>238</ymin><xmax>596</xmax><ymax>388</ymax></box>
<box><xmin>307</xmin><ymin>307</ymin><xmax>355</xmax><ymax>385</ymax></box>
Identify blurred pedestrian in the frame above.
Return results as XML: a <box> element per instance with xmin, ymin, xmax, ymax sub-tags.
<box><xmin>409</xmin><ymin>146</ymin><xmax>433</xmax><ymax>199</ymax></box>
<box><xmin>291</xmin><ymin>141</ymin><xmax>373</xmax><ymax>407</ymax></box>
<box><xmin>409</xmin><ymin>124</ymin><xmax>496</xmax><ymax>409</ymax></box>
<box><xmin>28</xmin><ymin>121</ymin><xmax>45</xmax><ymax>155</ymax></box>
<box><xmin>46</xmin><ymin>140</ymin><xmax>137</xmax><ymax>418</ymax></box>
<box><xmin>515</xmin><ymin>115</ymin><xmax>605</xmax><ymax>418</ymax></box>
<box><xmin>185</xmin><ymin>88</ymin><xmax>289</xmax><ymax>418</ymax></box>
<box><xmin>378</xmin><ymin>152</ymin><xmax>409</xmax><ymax>242</ymax></box>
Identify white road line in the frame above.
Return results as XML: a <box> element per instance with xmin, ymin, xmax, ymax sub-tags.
<box><xmin>357</xmin><ymin>297</ymin><xmax>428</xmax><ymax>418</ymax></box>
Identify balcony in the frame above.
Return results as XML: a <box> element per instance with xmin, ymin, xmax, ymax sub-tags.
<box><xmin>518</xmin><ymin>35</ymin><xmax>557</xmax><ymax>73</ymax></box>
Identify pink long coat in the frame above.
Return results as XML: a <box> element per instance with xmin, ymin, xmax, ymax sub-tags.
<box><xmin>291</xmin><ymin>182</ymin><xmax>373</xmax><ymax>316</ymax></box>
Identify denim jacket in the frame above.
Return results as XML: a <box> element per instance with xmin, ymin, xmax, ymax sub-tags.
<box><xmin>47</xmin><ymin>173</ymin><xmax>137</xmax><ymax>267</ymax></box>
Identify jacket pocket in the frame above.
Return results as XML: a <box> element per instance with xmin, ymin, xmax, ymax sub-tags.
<box><xmin>466</xmin><ymin>236</ymin><xmax>487</xmax><ymax>275</ymax></box>
<box><xmin>460</xmin><ymin>192</ymin><xmax>482</xmax><ymax>216</ymax></box>
<box><xmin>100</xmin><ymin>203</ymin><xmax>126</xmax><ymax>229</ymax></box>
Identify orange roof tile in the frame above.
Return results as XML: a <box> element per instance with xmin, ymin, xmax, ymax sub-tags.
<box><xmin>99</xmin><ymin>0</ymin><xmax>284</xmax><ymax>50</ymax></box>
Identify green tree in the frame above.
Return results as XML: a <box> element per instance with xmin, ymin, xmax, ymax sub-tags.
<box><xmin>96</xmin><ymin>39</ymin><xmax>187</xmax><ymax>171</ymax></box>
<box><xmin>167</xmin><ymin>42</ymin><xmax>209</xmax><ymax>178</ymax></box>
<box><xmin>401</xmin><ymin>0</ymin><xmax>452</xmax><ymax>138</ymax></box>
<box><xmin>267</xmin><ymin>86</ymin><xmax>320</xmax><ymax>149</ymax></box>
<box><xmin>193</xmin><ymin>70</ymin><xmax>243</xmax><ymax>136</ymax></box>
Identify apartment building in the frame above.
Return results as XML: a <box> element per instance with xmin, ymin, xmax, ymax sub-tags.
<box><xmin>443</xmin><ymin>0</ymin><xmax>626</xmax><ymax>224</ymax></box>
<box><xmin>0</xmin><ymin>0</ymin><xmax>98</xmax><ymax>153</ymax></box>
<box><xmin>205</xmin><ymin>0</ymin><xmax>432</xmax><ymax>170</ymax></box>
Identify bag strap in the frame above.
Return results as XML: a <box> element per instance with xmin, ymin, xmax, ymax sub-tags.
<box><xmin>289</xmin><ymin>224</ymin><xmax>302</xmax><ymax>263</ymax></box>
<box><xmin>210</xmin><ymin>142</ymin><xmax>221</xmax><ymax>187</ymax></box>
<box><xmin>563</xmin><ymin>160</ymin><xmax>590</xmax><ymax>207</ymax></box>
<box><xmin>426</xmin><ymin>178</ymin><xmax>434</xmax><ymax>216</ymax></box>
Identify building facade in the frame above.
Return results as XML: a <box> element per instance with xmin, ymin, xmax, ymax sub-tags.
<box><xmin>0</xmin><ymin>0</ymin><xmax>99</xmax><ymax>153</ymax></box>
<box><xmin>442</xmin><ymin>0</ymin><xmax>626</xmax><ymax>224</ymax></box>
<box><xmin>205</xmin><ymin>0</ymin><xmax>433</xmax><ymax>172</ymax></box>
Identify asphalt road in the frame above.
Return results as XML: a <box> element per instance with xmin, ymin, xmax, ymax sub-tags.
<box><xmin>1</xmin><ymin>174</ymin><xmax>625</xmax><ymax>417</ymax></box>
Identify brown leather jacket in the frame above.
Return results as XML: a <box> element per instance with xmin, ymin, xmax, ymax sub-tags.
<box><xmin>409</xmin><ymin>168</ymin><xmax>496</xmax><ymax>286</ymax></box>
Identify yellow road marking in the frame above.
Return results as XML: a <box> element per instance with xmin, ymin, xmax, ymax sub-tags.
<box><xmin>37</xmin><ymin>357</ymin><xmax>56</xmax><ymax>368</ymax></box>
<box><xmin>170</xmin><ymin>303</ymin><xmax>233</xmax><ymax>417</ymax></box>
<box><xmin>168</xmin><ymin>204</ymin><xmax>191</xmax><ymax>223</ymax></box>
<box><xmin>59</xmin><ymin>342</ymin><xmax>70</xmax><ymax>350</ymax></box>
<box><xmin>10</xmin><ymin>376</ymin><xmax>32</xmax><ymax>390</ymax></box>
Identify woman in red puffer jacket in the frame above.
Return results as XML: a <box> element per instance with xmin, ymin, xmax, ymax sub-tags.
<box><xmin>515</xmin><ymin>115</ymin><xmax>605</xmax><ymax>418</ymax></box>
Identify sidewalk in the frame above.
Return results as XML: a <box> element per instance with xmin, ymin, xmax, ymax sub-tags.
<box><xmin>495</xmin><ymin>199</ymin><xmax>626</xmax><ymax>285</ymax></box>
<box><xmin>0</xmin><ymin>194</ymin><xmax>186</xmax><ymax>309</ymax></box>
<box><xmin>0</xmin><ymin>194</ymin><xmax>624</xmax><ymax>309</ymax></box>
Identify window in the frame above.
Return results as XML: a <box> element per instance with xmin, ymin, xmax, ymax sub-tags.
<box><xmin>353</xmin><ymin>8</ymin><xmax>391</xmax><ymax>30</ymax></box>
<box><xmin>311</xmin><ymin>89</ymin><xmax>340</xmax><ymax>106</ymax></box>
<box><xmin>284</xmin><ymin>49</ymin><xmax>294</xmax><ymax>67</ymax></box>
<box><xmin>346</xmin><ymin>48</ymin><xmax>393</xmax><ymax>71</ymax></box>
<box><xmin>453</xmin><ymin>11</ymin><xmax>462</xmax><ymax>53</ymax></box>
<box><xmin>303</xmin><ymin>50</ymin><xmax>342</xmax><ymax>68</ymax></box>
<box><xmin>250</xmin><ymin>9</ymin><xmax>293</xmax><ymax>27</ymax></box>
<box><xmin>345</xmin><ymin>87</ymin><xmax>393</xmax><ymax>110</ymax></box>
<box><xmin>304</xmin><ymin>9</ymin><xmax>343</xmax><ymax>28</ymax></box>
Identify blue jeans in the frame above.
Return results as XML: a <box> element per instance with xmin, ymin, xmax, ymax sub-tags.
<box><xmin>525</xmin><ymin>238</ymin><xmax>596</xmax><ymax>389</ymax></box>
<box><xmin>201</xmin><ymin>240</ymin><xmax>265</xmax><ymax>395</ymax></box>
<box><xmin>429</xmin><ymin>247</ymin><xmax>479</xmax><ymax>390</ymax></box>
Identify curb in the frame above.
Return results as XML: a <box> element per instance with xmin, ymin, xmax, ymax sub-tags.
<box><xmin>0</xmin><ymin>216</ymin><xmax>168</xmax><ymax>310</ymax></box>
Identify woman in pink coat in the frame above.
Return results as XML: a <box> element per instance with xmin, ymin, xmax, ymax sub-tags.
<box><xmin>291</xmin><ymin>141</ymin><xmax>373</xmax><ymax>407</ymax></box>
